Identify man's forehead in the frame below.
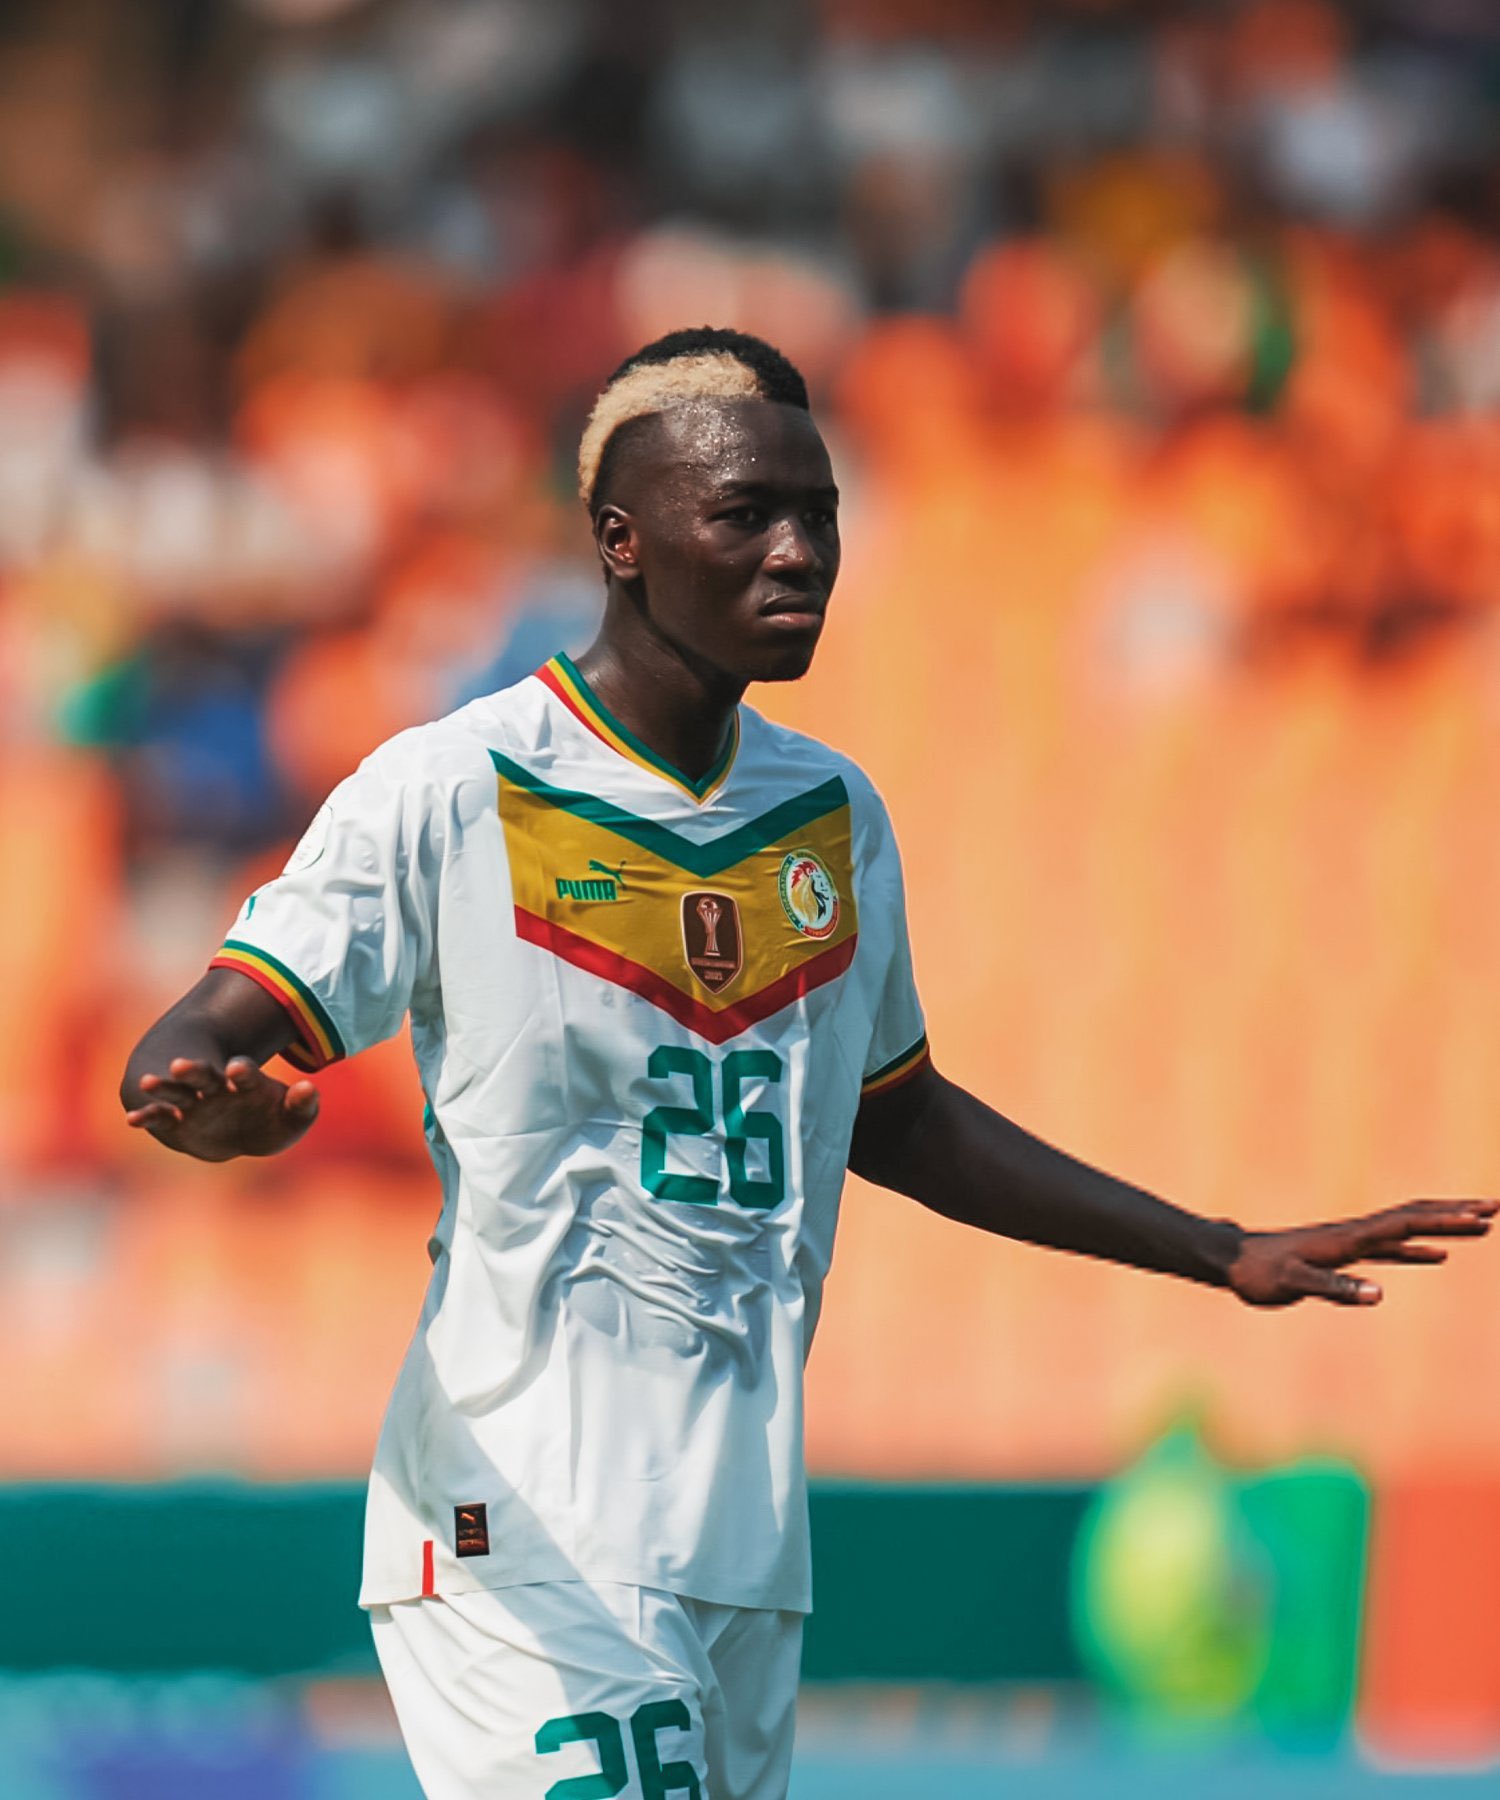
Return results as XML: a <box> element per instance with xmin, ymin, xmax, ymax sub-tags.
<box><xmin>646</xmin><ymin>399</ymin><xmax>831</xmax><ymax>483</ymax></box>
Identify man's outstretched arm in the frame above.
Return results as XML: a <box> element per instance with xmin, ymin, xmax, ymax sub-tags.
<box><xmin>848</xmin><ymin>1062</ymin><xmax>1494</xmax><ymax>1306</ymax></box>
<box><xmin>121</xmin><ymin>968</ymin><xmax>319</xmax><ymax>1162</ymax></box>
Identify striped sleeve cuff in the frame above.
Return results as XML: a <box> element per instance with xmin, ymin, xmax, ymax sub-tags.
<box><xmin>861</xmin><ymin>1033</ymin><xmax>931</xmax><ymax>1098</ymax></box>
<box><xmin>210</xmin><ymin>940</ymin><xmax>346</xmax><ymax>1072</ymax></box>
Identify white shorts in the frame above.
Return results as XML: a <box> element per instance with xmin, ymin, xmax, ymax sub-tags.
<box><xmin>369</xmin><ymin>1580</ymin><xmax>803</xmax><ymax>1800</ymax></box>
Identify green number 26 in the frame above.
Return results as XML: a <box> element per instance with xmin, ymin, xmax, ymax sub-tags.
<box><xmin>640</xmin><ymin>1045</ymin><xmax>785</xmax><ymax>1209</ymax></box>
<box><xmin>537</xmin><ymin>1700</ymin><xmax>701</xmax><ymax>1798</ymax></box>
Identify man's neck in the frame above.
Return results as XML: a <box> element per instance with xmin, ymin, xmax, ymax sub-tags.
<box><xmin>573</xmin><ymin>627</ymin><xmax>743</xmax><ymax>785</ymax></box>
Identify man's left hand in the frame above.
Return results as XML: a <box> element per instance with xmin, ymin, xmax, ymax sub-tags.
<box><xmin>1227</xmin><ymin>1199</ymin><xmax>1496</xmax><ymax>1307</ymax></box>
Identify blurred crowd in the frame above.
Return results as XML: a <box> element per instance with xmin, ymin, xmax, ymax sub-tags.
<box><xmin>4</xmin><ymin>0</ymin><xmax>1500</xmax><ymax>859</ymax></box>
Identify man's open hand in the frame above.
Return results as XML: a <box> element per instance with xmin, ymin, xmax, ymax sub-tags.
<box><xmin>1226</xmin><ymin>1199</ymin><xmax>1496</xmax><ymax>1307</ymax></box>
<box><xmin>124</xmin><ymin>1056</ymin><xmax>319</xmax><ymax>1161</ymax></box>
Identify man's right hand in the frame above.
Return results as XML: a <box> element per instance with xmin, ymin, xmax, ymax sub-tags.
<box><xmin>125</xmin><ymin>1056</ymin><xmax>319</xmax><ymax>1161</ymax></box>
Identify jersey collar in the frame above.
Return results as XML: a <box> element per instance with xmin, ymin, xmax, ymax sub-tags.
<box><xmin>537</xmin><ymin>654</ymin><xmax>739</xmax><ymax>806</ymax></box>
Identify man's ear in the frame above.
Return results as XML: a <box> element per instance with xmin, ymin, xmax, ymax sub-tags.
<box><xmin>595</xmin><ymin>505</ymin><xmax>642</xmax><ymax>583</ymax></box>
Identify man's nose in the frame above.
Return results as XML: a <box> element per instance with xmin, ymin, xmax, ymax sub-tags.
<box><xmin>763</xmin><ymin>515</ymin><xmax>820</xmax><ymax>575</ymax></box>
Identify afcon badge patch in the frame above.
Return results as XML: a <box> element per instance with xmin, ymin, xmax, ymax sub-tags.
<box><xmin>283</xmin><ymin>803</ymin><xmax>332</xmax><ymax>875</ymax></box>
<box><xmin>681</xmin><ymin>891</ymin><xmax>742</xmax><ymax>993</ymax></box>
<box><xmin>778</xmin><ymin>850</ymin><xmax>840</xmax><ymax>940</ymax></box>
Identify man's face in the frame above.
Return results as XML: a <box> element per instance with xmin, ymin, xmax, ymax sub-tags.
<box><xmin>594</xmin><ymin>399</ymin><xmax>841</xmax><ymax>685</ymax></box>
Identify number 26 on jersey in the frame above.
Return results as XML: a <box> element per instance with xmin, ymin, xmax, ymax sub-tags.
<box><xmin>640</xmin><ymin>1045</ymin><xmax>785</xmax><ymax>1209</ymax></box>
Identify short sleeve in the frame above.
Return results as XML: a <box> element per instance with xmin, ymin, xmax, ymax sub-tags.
<box><xmin>858</xmin><ymin>795</ymin><xmax>930</xmax><ymax>1099</ymax></box>
<box><xmin>210</xmin><ymin>755</ymin><xmax>434</xmax><ymax>1071</ymax></box>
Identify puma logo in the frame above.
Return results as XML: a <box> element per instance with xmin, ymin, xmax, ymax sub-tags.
<box><xmin>556</xmin><ymin>861</ymin><xmax>630</xmax><ymax>903</ymax></box>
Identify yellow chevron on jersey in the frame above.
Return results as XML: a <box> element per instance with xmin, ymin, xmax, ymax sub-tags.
<box><xmin>492</xmin><ymin>751</ymin><xmax>858</xmax><ymax>1045</ymax></box>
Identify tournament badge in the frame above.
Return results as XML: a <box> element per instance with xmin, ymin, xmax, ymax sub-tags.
<box><xmin>777</xmin><ymin>850</ymin><xmax>840</xmax><ymax>940</ymax></box>
<box><xmin>283</xmin><ymin>803</ymin><xmax>333</xmax><ymax>874</ymax></box>
<box><xmin>681</xmin><ymin>891</ymin><xmax>743</xmax><ymax>992</ymax></box>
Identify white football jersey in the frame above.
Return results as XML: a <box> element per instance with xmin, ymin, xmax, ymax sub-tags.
<box><xmin>215</xmin><ymin>655</ymin><xmax>927</xmax><ymax>1613</ymax></box>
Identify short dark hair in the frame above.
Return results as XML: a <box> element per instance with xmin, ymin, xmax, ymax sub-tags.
<box><xmin>580</xmin><ymin>327</ymin><xmax>811</xmax><ymax>511</ymax></box>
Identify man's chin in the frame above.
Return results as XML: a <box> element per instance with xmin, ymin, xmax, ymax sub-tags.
<box><xmin>744</xmin><ymin>636</ymin><xmax>822</xmax><ymax>686</ymax></box>
<box><xmin>757</xmin><ymin>661</ymin><xmax>815</xmax><ymax>686</ymax></box>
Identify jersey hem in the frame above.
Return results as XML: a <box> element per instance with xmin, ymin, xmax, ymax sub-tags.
<box><xmin>358</xmin><ymin>1563</ymin><xmax>812</xmax><ymax>1617</ymax></box>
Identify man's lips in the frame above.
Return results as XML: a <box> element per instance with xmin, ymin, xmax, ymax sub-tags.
<box><xmin>759</xmin><ymin>592</ymin><xmax>827</xmax><ymax>623</ymax></box>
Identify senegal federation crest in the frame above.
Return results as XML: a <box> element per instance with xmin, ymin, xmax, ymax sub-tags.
<box><xmin>681</xmin><ymin>891</ymin><xmax>742</xmax><ymax>992</ymax></box>
<box><xmin>778</xmin><ymin>850</ymin><xmax>840</xmax><ymax>940</ymax></box>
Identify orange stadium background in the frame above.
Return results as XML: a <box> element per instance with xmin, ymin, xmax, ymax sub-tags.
<box><xmin>3</xmin><ymin>0</ymin><xmax>1500</xmax><ymax>1791</ymax></box>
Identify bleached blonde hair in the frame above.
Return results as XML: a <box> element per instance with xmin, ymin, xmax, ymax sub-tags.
<box><xmin>577</xmin><ymin>352</ymin><xmax>769</xmax><ymax>507</ymax></box>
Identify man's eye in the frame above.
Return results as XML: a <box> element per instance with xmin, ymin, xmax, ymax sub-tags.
<box><xmin>806</xmin><ymin>509</ymin><xmax>837</xmax><ymax>530</ymax></box>
<box><xmin>717</xmin><ymin>507</ymin><xmax>764</xmax><ymax>527</ymax></box>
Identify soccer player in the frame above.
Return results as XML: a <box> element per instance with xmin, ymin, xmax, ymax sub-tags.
<box><xmin>122</xmin><ymin>327</ymin><xmax>1493</xmax><ymax>1800</ymax></box>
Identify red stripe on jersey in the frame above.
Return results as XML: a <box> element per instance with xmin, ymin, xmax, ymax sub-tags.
<box><xmin>536</xmin><ymin>660</ymin><xmax>597</xmax><ymax>739</ymax></box>
<box><xmin>514</xmin><ymin>907</ymin><xmax>857</xmax><ymax>1044</ymax></box>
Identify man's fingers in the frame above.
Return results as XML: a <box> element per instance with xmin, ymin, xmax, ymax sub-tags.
<box><xmin>1362</xmin><ymin>1243</ymin><xmax>1448</xmax><ymax>1265</ymax></box>
<box><xmin>284</xmin><ymin>1081</ymin><xmax>320</xmax><ymax>1120</ymax></box>
<box><xmin>1352</xmin><ymin>1211</ymin><xmax>1493</xmax><ymax>1260</ymax></box>
<box><xmin>1294</xmin><ymin>1263</ymin><xmax>1382</xmax><ymax>1306</ymax></box>
<box><xmin>126</xmin><ymin>1101</ymin><xmax>184</xmax><ymax>1130</ymax></box>
<box><xmin>223</xmin><ymin>1056</ymin><xmax>264</xmax><ymax>1094</ymax></box>
<box><xmin>1341</xmin><ymin>1198</ymin><xmax>1495</xmax><ymax>1233</ymax></box>
<box><xmin>168</xmin><ymin>1058</ymin><xmax>227</xmax><ymax>1097</ymax></box>
<box><xmin>1240</xmin><ymin>1202</ymin><xmax>1491</xmax><ymax>1308</ymax></box>
<box><xmin>1394</xmin><ymin>1212</ymin><xmax>1494</xmax><ymax>1236</ymax></box>
<box><xmin>137</xmin><ymin>1056</ymin><xmax>271</xmax><ymax>1124</ymax></box>
<box><xmin>139</xmin><ymin>1073</ymin><xmax>200</xmax><ymax>1107</ymax></box>
<box><xmin>1388</xmin><ymin>1199</ymin><xmax>1496</xmax><ymax>1231</ymax></box>
<box><xmin>1296</xmin><ymin>1202</ymin><xmax>1497</xmax><ymax>1267</ymax></box>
